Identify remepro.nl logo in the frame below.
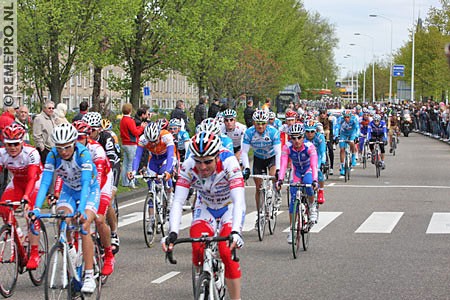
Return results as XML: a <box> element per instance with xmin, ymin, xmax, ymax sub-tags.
<box><xmin>0</xmin><ymin>1</ymin><xmax>16</xmax><ymax>108</ymax></box>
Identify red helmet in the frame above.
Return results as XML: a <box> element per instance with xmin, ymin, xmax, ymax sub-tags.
<box><xmin>157</xmin><ymin>118</ymin><xmax>169</xmax><ymax>130</ymax></box>
<box><xmin>285</xmin><ymin>110</ymin><xmax>298</xmax><ymax>120</ymax></box>
<box><xmin>3</xmin><ymin>124</ymin><xmax>25</xmax><ymax>142</ymax></box>
<box><xmin>72</xmin><ymin>120</ymin><xmax>92</xmax><ymax>136</ymax></box>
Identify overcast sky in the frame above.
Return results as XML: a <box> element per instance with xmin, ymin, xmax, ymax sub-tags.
<box><xmin>302</xmin><ymin>0</ymin><xmax>442</xmax><ymax>79</ymax></box>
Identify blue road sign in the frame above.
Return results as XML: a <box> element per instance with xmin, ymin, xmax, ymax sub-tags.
<box><xmin>393</xmin><ymin>65</ymin><xmax>405</xmax><ymax>77</ymax></box>
<box><xmin>143</xmin><ymin>86</ymin><xmax>151</xmax><ymax>97</ymax></box>
<box><xmin>335</xmin><ymin>81</ymin><xmax>342</xmax><ymax>87</ymax></box>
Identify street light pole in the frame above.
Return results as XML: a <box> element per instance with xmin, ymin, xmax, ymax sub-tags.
<box><xmin>344</xmin><ymin>55</ymin><xmax>354</xmax><ymax>103</ymax></box>
<box><xmin>370</xmin><ymin>14</ymin><xmax>393</xmax><ymax>103</ymax></box>
<box><xmin>349</xmin><ymin>43</ymin><xmax>366</xmax><ymax>103</ymax></box>
<box><xmin>355</xmin><ymin>32</ymin><xmax>375</xmax><ymax>103</ymax></box>
<box><xmin>411</xmin><ymin>0</ymin><xmax>416</xmax><ymax>102</ymax></box>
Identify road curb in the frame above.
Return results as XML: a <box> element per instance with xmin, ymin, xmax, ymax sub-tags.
<box><xmin>116</xmin><ymin>187</ymin><xmax>147</xmax><ymax>203</ymax></box>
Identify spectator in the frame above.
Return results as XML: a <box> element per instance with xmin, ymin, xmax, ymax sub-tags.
<box><xmin>72</xmin><ymin>100</ymin><xmax>89</xmax><ymax>122</ymax></box>
<box><xmin>194</xmin><ymin>96</ymin><xmax>208</xmax><ymax>126</ymax></box>
<box><xmin>134</xmin><ymin>107</ymin><xmax>149</xmax><ymax>127</ymax></box>
<box><xmin>244</xmin><ymin>99</ymin><xmax>255</xmax><ymax>128</ymax></box>
<box><xmin>261</xmin><ymin>98</ymin><xmax>272</xmax><ymax>112</ymax></box>
<box><xmin>14</xmin><ymin>105</ymin><xmax>31</xmax><ymax>144</ymax></box>
<box><xmin>0</xmin><ymin>105</ymin><xmax>16</xmax><ymax>143</ymax></box>
<box><xmin>54</xmin><ymin>103</ymin><xmax>69</xmax><ymax>125</ymax></box>
<box><xmin>33</xmin><ymin>100</ymin><xmax>56</xmax><ymax>164</ymax></box>
<box><xmin>119</xmin><ymin>103</ymin><xmax>147</xmax><ymax>187</ymax></box>
<box><xmin>170</xmin><ymin>100</ymin><xmax>189</xmax><ymax>132</ymax></box>
<box><xmin>99</xmin><ymin>100</ymin><xmax>114</xmax><ymax>119</ymax></box>
<box><xmin>208</xmin><ymin>98</ymin><xmax>221</xmax><ymax>118</ymax></box>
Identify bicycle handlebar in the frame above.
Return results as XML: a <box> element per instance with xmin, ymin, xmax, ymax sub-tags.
<box><xmin>368</xmin><ymin>141</ymin><xmax>384</xmax><ymax>145</ymax></box>
<box><xmin>35</xmin><ymin>212</ymin><xmax>88</xmax><ymax>235</ymax></box>
<box><xmin>338</xmin><ymin>140</ymin><xmax>354</xmax><ymax>143</ymax></box>
<box><xmin>249</xmin><ymin>175</ymin><xmax>276</xmax><ymax>180</ymax></box>
<box><xmin>289</xmin><ymin>183</ymin><xmax>313</xmax><ymax>188</ymax></box>
<box><xmin>165</xmin><ymin>235</ymin><xmax>239</xmax><ymax>265</ymax></box>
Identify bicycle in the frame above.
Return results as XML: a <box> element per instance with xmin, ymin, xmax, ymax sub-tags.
<box><xmin>37</xmin><ymin>211</ymin><xmax>102</xmax><ymax>300</ymax></box>
<box><xmin>250</xmin><ymin>174</ymin><xmax>278</xmax><ymax>241</ymax></box>
<box><xmin>166</xmin><ymin>229</ymin><xmax>239</xmax><ymax>300</ymax></box>
<box><xmin>369</xmin><ymin>141</ymin><xmax>383</xmax><ymax>178</ymax></box>
<box><xmin>289</xmin><ymin>183</ymin><xmax>316</xmax><ymax>259</ymax></box>
<box><xmin>339</xmin><ymin>140</ymin><xmax>353</xmax><ymax>182</ymax></box>
<box><xmin>391</xmin><ymin>131</ymin><xmax>398</xmax><ymax>156</ymax></box>
<box><xmin>321</xmin><ymin>149</ymin><xmax>331</xmax><ymax>181</ymax></box>
<box><xmin>360</xmin><ymin>136</ymin><xmax>369</xmax><ymax>169</ymax></box>
<box><xmin>134</xmin><ymin>174</ymin><xmax>168</xmax><ymax>248</ymax></box>
<box><xmin>0</xmin><ymin>200</ymin><xmax>48</xmax><ymax>298</ymax></box>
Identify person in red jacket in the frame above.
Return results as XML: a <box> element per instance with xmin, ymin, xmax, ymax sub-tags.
<box><xmin>119</xmin><ymin>103</ymin><xmax>147</xmax><ymax>187</ymax></box>
<box><xmin>0</xmin><ymin>105</ymin><xmax>16</xmax><ymax>144</ymax></box>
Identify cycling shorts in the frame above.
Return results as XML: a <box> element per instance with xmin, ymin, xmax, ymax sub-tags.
<box><xmin>289</xmin><ymin>172</ymin><xmax>313</xmax><ymax>214</ymax></box>
<box><xmin>56</xmin><ymin>183</ymin><xmax>100</xmax><ymax>215</ymax></box>
<box><xmin>339</xmin><ymin>133</ymin><xmax>358</xmax><ymax>148</ymax></box>
<box><xmin>98</xmin><ymin>171</ymin><xmax>113</xmax><ymax>215</ymax></box>
<box><xmin>252</xmin><ymin>155</ymin><xmax>276</xmax><ymax>175</ymax></box>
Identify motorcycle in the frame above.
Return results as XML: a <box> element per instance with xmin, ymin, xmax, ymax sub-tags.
<box><xmin>401</xmin><ymin>112</ymin><xmax>412</xmax><ymax>137</ymax></box>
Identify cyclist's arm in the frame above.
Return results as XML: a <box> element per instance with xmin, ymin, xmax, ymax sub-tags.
<box><xmin>34</xmin><ymin>151</ymin><xmax>57</xmax><ymax>209</ymax></box>
<box><xmin>24</xmin><ymin>164</ymin><xmax>41</xmax><ymax>206</ymax></box>
<box><xmin>240</xmin><ymin>143</ymin><xmax>250</xmax><ymax>169</ymax></box>
<box><xmin>77</xmin><ymin>157</ymin><xmax>95</xmax><ymax>215</ymax></box>
<box><xmin>308</xmin><ymin>144</ymin><xmax>319</xmax><ymax>182</ymax></box>
<box><xmin>278</xmin><ymin>144</ymin><xmax>289</xmax><ymax>181</ymax></box>
<box><xmin>318</xmin><ymin>136</ymin><xmax>327</xmax><ymax>166</ymax></box>
<box><xmin>272</xmin><ymin>129</ymin><xmax>281</xmax><ymax>170</ymax></box>
<box><xmin>367</xmin><ymin>125</ymin><xmax>372</xmax><ymax>140</ymax></box>
<box><xmin>132</xmin><ymin>145</ymin><xmax>145</xmax><ymax>174</ymax></box>
<box><xmin>169</xmin><ymin>160</ymin><xmax>192</xmax><ymax>234</ymax></box>
<box><xmin>230</xmin><ymin>181</ymin><xmax>245</xmax><ymax>233</ymax></box>
<box><xmin>383</xmin><ymin>123</ymin><xmax>388</xmax><ymax>141</ymax></box>
<box><xmin>163</xmin><ymin>144</ymin><xmax>175</xmax><ymax>174</ymax></box>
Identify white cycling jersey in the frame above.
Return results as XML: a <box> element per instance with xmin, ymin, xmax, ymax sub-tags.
<box><xmin>169</xmin><ymin>149</ymin><xmax>246</xmax><ymax>234</ymax></box>
<box><xmin>220</xmin><ymin>122</ymin><xmax>246</xmax><ymax>148</ymax></box>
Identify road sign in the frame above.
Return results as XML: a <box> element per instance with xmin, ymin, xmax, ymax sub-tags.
<box><xmin>335</xmin><ymin>81</ymin><xmax>342</xmax><ymax>87</ymax></box>
<box><xmin>393</xmin><ymin>65</ymin><xmax>405</xmax><ymax>77</ymax></box>
<box><xmin>143</xmin><ymin>86</ymin><xmax>151</xmax><ymax>97</ymax></box>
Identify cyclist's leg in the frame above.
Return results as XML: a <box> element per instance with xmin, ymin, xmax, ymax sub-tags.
<box><xmin>379</xmin><ymin>140</ymin><xmax>386</xmax><ymax>168</ymax></box>
<box><xmin>338</xmin><ymin>137</ymin><xmax>348</xmax><ymax>174</ymax></box>
<box><xmin>147</xmin><ymin>158</ymin><xmax>163</xmax><ymax>217</ymax></box>
<box><xmin>252</xmin><ymin>156</ymin><xmax>265</xmax><ymax>213</ymax></box>
<box><xmin>189</xmin><ymin>211</ymin><xmax>214</xmax><ymax>267</ymax></box>
<box><xmin>218</xmin><ymin>220</ymin><xmax>241</xmax><ymax>300</ymax></box>
<box><xmin>26</xmin><ymin>179</ymin><xmax>43</xmax><ymax>269</ymax></box>
<box><xmin>317</xmin><ymin>170</ymin><xmax>325</xmax><ymax>204</ymax></box>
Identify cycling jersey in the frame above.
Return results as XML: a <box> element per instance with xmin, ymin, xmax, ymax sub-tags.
<box><xmin>34</xmin><ymin>143</ymin><xmax>100</xmax><ymax>215</ymax></box>
<box><xmin>334</xmin><ymin>115</ymin><xmax>360</xmax><ymax>138</ymax></box>
<box><xmin>241</xmin><ymin>125</ymin><xmax>281</xmax><ymax>169</ymax></box>
<box><xmin>367</xmin><ymin>120</ymin><xmax>387</xmax><ymax>141</ymax></box>
<box><xmin>173</xmin><ymin>130</ymin><xmax>190</xmax><ymax>151</ymax></box>
<box><xmin>170</xmin><ymin>149</ymin><xmax>246</xmax><ymax>234</ymax></box>
<box><xmin>221</xmin><ymin>122</ymin><xmax>246</xmax><ymax>150</ymax></box>
<box><xmin>95</xmin><ymin>131</ymin><xmax>121</xmax><ymax>164</ymax></box>
<box><xmin>269</xmin><ymin>118</ymin><xmax>283</xmax><ymax>130</ymax></box>
<box><xmin>133</xmin><ymin>129</ymin><xmax>175</xmax><ymax>175</ymax></box>
<box><xmin>0</xmin><ymin>145</ymin><xmax>42</xmax><ymax>209</ymax></box>
<box><xmin>305</xmin><ymin>133</ymin><xmax>326</xmax><ymax>169</ymax></box>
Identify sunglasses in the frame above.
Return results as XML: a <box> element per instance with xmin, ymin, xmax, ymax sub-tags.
<box><xmin>5</xmin><ymin>142</ymin><xmax>20</xmax><ymax>147</ymax></box>
<box><xmin>225</xmin><ymin>118</ymin><xmax>235</xmax><ymax>122</ymax></box>
<box><xmin>193</xmin><ymin>158</ymin><xmax>216</xmax><ymax>165</ymax></box>
<box><xmin>290</xmin><ymin>135</ymin><xmax>304</xmax><ymax>140</ymax></box>
<box><xmin>255</xmin><ymin>121</ymin><xmax>267</xmax><ymax>125</ymax></box>
<box><xmin>56</xmin><ymin>143</ymin><xmax>74</xmax><ymax>151</ymax></box>
<box><xmin>168</xmin><ymin>127</ymin><xmax>178</xmax><ymax>131</ymax></box>
<box><xmin>305</xmin><ymin>130</ymin><xmax>315</xmax><ymax>133</ymax></box>
<box><xmin>47</xmin><ymin>107</ymin><xmax>55</xmax><ymax>110</ymax></box>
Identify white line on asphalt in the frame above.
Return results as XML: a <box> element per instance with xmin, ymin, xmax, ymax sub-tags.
<box><xmin>355</xmin><ymin>212</ymin><xmax>404</xmax><ymax>233</ymax></box>
<box><xmin>118</xmin><ymin>212</ymin><xmax>143</xmax><ymax>228</ymax></box>
<box><xmin>282</xmin><ymin>211</ymin><xmax>342</xmax><ymax>233</ymax></box>
<box><xmin>151</xmin><ymin>271</ymin><xmax>181</xmax><ymax>284</ymax></box>
<box><xmin>179</xmin><ymin>213</ymin><xmax>193</xmax><ymax>230</ymax></box>
<box><xmin>118</xmin><ymin>199</ymin><xmax>145</xmax><ymax>210</ymax></box>
<box><xmin>327</xmin><ymin>183</ymin><xmax>336</xmax><ymax>186</ymax></box>
<box><xmin>242</xmin><ymin>211</ymin><xmax>257</xmax><ymax>232</ymax></box>
<box><xmin>426</xmin><ymin>213</ymin><xmax>450</xmax><ymax>234</ymax></box>
<box><xmin>326</xmin><ymin>185</ymin><xmax>450</xmax><ymax>189</ymax></box>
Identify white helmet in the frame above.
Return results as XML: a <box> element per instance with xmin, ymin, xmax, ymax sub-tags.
<box><xmin>252</xmin><ymin>110</ymin><xmax>269</xmax><ymax>122</ymax></box>
<box><xmin>196</xmin><ymin>118</ymin><xmax>221</xmax><ymax>135</ymax></box>
<box><xmin>52</xmin><ymin>123</ymin><xmax>78</xmax><ymax>144</ymax></box>
<box><xmin>82</xmin><ymin>112</ymin><xmax>102</xmax><ymax>128</ymax></box>
<box><xmin>189</xmin><ymin>131</ymin><xmax>221</xmax><ymax>157</ymax></box>
<box><xmin>144</xmin><ymin>122</ymin><xmax>161</xmax><ymax>142</ymax></box>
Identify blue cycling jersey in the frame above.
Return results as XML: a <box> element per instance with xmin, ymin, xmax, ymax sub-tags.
<box><xmin>243</xmin><ymin>126</ymin><xmax>281</xmax><ymax>159</ymax></box>
<box><xmin>306</xmin><ymin>132</ymin><xmax>326</xmax><ymax>168</ymax></box>
<box><xmin>35</xmin><ymin>143</ymin><xmax>99</xmax><ymax>214</ymax></box>
<box><xmin>174</xmin><ymin>130</ymin><xmax>190</xmax><ymax>151</ymax></box>
<box><xmin>334</xmin><ymin>115</ymin><xmax>360</xmax><ymax>137</ymax></box>
<box><xmin>269</xmin><ymin>119</ymin><xmax>283</xmax><ymax>130</ymax></box>
<box><xmin>367</xmin><ymin>120</ymin><xmax>387</xmax><ymax>140</ymax></box>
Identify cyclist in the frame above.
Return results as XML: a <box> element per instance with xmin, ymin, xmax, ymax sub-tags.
<box><xmin>168</xmin><ymin>118</ymin><xmax>190</xmax><ymax>162</ymax></box>
<box><xmin>83</xmin><ymin>112</ymin><xmax>121</xmax><ymax>254</ymax></box>
<box><xmin>304</xmin><ymin>120</ymin><xmax>326</xmax><ymax>204</ymax></box>
<box><xmin>101</xmin><ymin>119</ymin><xmax>119</xmax><ymax>145</ymax></box>
<box><xmin>71</xmin><ymin>121</ymin><xmax>115</xmax><ymax>276</ymax></box>
<box><xmin>367</xmin><ymin>114</ymin><xmax>388</xmax><ymax>169</ymax></box>
<box><xmin>358</xmin><ymin>108</ymin><xmax>372</xmax><ymax>161</ymax></box>
<box><xmin>163</xmin><ymin>131</ymin><xmax>245</xmax><ymax>300</ymax></box>
<box><xmin>0</xmin><ymin>124</ymin><xmax>42</xmax><ymax>270</ymax></box>
<box><xmin>220</xmin><ymin>109</ymin><xmax>247</xmax><ymax>161</ymax></box>
<box><xmin>334</xmin><ymin>109</ymin><xmax>360</xmax><ymax>176</ymax></box>
<box><xmin>241</xmin><ymin>110</ymin><xmax>281</xmax><ymax>227</ymax></box>
<box><xmin>277</xmin><ymin>123</ymin><xmax>318</xmax><ymax>244</ymax></box>
<box><xmin>196</xmin><ymin>118</ymin><xmax>234</xmax><ymax>153</ymax></box>
<box><xmin>268</xmin><ymin>111</ymin><xmax>283</xmax><ymax>130</ymax></box>
<box><xmin>318</xmin><ymin>108</ymin><xmax>334</xmax><ymax>175</ymax></box>
<box><xmin>280</xmin><ymin>110</ymin><xmax>298</xmax><ymax>146</ymax></box>
<box><xmin>31</xmin><ymin>123</ymin><xmax>100</xmax><ymax>293</ymax></box>
<box><xmin>128</xmin><ymin>122</ymin><xmax>176</xmax><ymax>237</ymax></box>
<box><xmin>387</xmin><ymin>111</ymin><xmax>400</xmax><ymax>153</ymax></box>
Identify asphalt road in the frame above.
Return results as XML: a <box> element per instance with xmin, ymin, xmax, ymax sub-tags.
<box><xmin>8</xmin><ymin>132</ymin><xmax>450</xmax><ymax>300</ymax></box>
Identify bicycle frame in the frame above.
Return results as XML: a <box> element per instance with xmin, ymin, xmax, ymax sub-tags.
<box><xmin>0</xmin><ymin>201</ymin><xmax>28</xmax><ymax>267</ymax></box>
<box><xmin>339</xmin><ymin>140</ymin><xmax>353</xmax><ymax>182</ymax></box>
<box><xmin>250</xmin><ymin>174</ymin><xmax>276</xmax><ymax>241</ymax></box>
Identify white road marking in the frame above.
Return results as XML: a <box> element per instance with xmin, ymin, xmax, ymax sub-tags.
<box><xmin>152</xmin><ymin>271</ymin><xmax>181</xmax><ymax>284</ymax></box>
<box><xmin>327</xmin><ymin>183</ymin><xmax>336</xmax><ymax>186</ymax></box>
<box><xmin>426</xmin><ymin>213</ymin><xmax>450</xmax><ymax>234</ymax></box>
<box><xmin>282</xmin><ymin>211</ymin><xmax>342</xmax><ymax>233</ymax></box>
<box><xmin>118</xmin><ymin>212</ymin><xmax>143</xmax><ymax>228</ymax></box>
<box><xmin>118</xmin><ymin>199</ymin><xmax>145</xmax><ymax>210</ymax></box>
<box><xmin>355</xmin><ymin>212</ymin><xmax>404</xmax><ymax>233</ymax></box>
<box><xmin>327</xmin><ymin>185</ymin><xmax>450</xmax><ymax>189</ymax></box>
<box><xmin>179</xmin><ymin>213</ymin><xmax>193</xmax><ymax>230</ymax></box>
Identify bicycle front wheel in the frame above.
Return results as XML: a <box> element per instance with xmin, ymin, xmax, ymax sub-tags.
<box><xmin>45</xmin><ymin>244</ymin><xmax>71</xmax><ymax>300</ymax></box>
<box><xmin>29</xmin><ymin>220</ymin><xmax>49</xmax><ymax>286</ymax></box>
<box><xmin>301</xmin><ymin>201</ymin><xmax>310</xmax><ymax>251</ymax></box>
<box><xmin>0</xmin><ymin>226</ymin><xmax>18</xmax><ymax>298</ymax></box>
<box><xmin>268</xmin><ymin>192</ymin><xmax>277</xmax><ymax>235</ymax></box>
<box><xmin>291</xmin><ymin>200</ymin><xmax>301</xmax><ymax>259</ymax></box>
<box><xmin>91</xmin><ymin>241</ymin><xmax>103</xmax><ymax>300</ymax></box>
<box><xmin>143</xmin><ymin>192</ymin><xmax>156</xmax><ymax>248</ymax></box>
<box><xmin>257</xmin><ymin>189</ymin><xmax>266</xmax><ymax>241</ymax></box>
<box><xmin>194</xmin><ymin>272</ymin><xmax>211</xmax><ymax>300</ymax></box>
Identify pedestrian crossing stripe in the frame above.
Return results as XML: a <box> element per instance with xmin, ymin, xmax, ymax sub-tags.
<box><xmin>118</xmin><ymin>211</ymin><xmax>450</xmax><ymax>234</ymax></box>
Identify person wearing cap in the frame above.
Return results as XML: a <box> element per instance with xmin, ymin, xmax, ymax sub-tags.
<box><xmin>32</xmin><ymin>100</ymin><xmax>56</xmax><ymax>164</ymax></box>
